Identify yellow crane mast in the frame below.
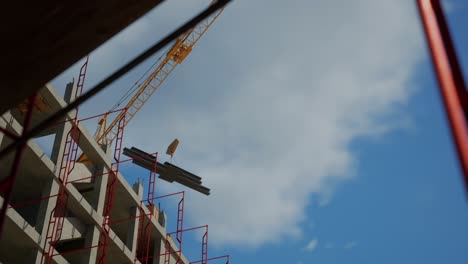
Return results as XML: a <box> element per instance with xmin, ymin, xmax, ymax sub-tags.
<box><xmin>94</xmin><ymin>1</ymin><xmax>225</xmax><ymax>146</ymax></box>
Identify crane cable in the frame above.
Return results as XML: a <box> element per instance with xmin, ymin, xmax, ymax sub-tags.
<box><xmin>109</xmin><ymin>46</ymin><xmax>172</xmax><ymax>112</ymax></box>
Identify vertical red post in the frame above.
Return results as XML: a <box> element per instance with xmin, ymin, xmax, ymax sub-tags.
<box><xmin>417</xmin><ymin>0</ymin><xmax>468</xmax><ymax>189</ymax></box>
<box><xmin>147</xmin><ymin>153</ymin><xmax>158</xmax><ymax>205</ymax></box>
<box><xmin>164</xmin><ymin>234</ymin><xmax>172</xmax><ymax>264</ymax></box>
<box><xmin>201</xmin><ymin>227</ymin><xmax>208</xmax><ymax>264</ymax></box>
<box><xmin>97</xmin><ymin>110</ymin><xmax>126</xmax><ymax>264</ymax></box>
<box><xmin>141</xmin><ymin>153</ymin><xmax>158</xmax><ymax>264</ymax></box>
<box><xmin>41</xmin><ymin>57</ymin><xmax>90</xmax><ymax>264</ymax></box>
<box><xmin>176</xmin><ymin>191</ymin><xmax>185</xmax><ymax>249</ymax></box>
<box><xmin>76</xmin><ymin>56</ymin><xmax>90</xmax><ymax>99</ymax></box>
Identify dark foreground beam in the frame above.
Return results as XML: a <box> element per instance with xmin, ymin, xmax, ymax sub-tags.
<box><xmin>0</xmin><ymin>0</ymin><xmax>164</xmax><ymax>114</ymax></box>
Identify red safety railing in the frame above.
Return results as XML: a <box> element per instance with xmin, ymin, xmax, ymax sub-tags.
<box><xmin>164</xmin><ymin>232</ymin><xmax>179</xmax><ymax>264</ymax></box>
<box><xmin>190</xmin><ymin>255</ymin><xmax>230</xmax><ymax>264</ymax></box>
<box><xmin>176</xmin><ymin>193</ymin><xmax>185</xmax><ymax>247</ymax></box>
<box><xmin>132</xmin><ymin>190</ymin><xmax>184</xmax><ymax>264</ymax></box>
<box><xmin>63</xmin><ymin>148</ymin><xmax>160</xmax><ymax>264</ymax></box>
<box><xmin>42</xmin><ymin>57</ymin><xmax>89</xmax><ymax>264</ymax></box>
<box><xmin>162</xmin><ymin>225</ymin><xmax>208</xmax><ymax>264</ymax></box>
<box><xmin>46</xmin><ymin>143</ymin><xmax>158</xmax><ymax>263</ymax></box>
<box><xmin>202</xmin><ymin>230</ymin><xmax>208</xmax><ymax>264</ymax></box>
<box><xmin>19</xmin><ymin>107</ymin><xmax>131</xmax><ymax>264</ymax></box>
<box><xmin>97</xmin><ymin>112</ymin><xmax>126</xmax><ymax>264</ymax></box>
<box><xmin>45</xmin><ymin>124</ymin><xmax>79</xmax><ymax>254</ymax></box>
<box><xmin>144</xmin><ymin>191</ymin><xmax>185</xmax><ymax>246</ymax></box>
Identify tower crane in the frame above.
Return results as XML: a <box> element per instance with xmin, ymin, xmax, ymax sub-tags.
<box><xmin>78</xmin><ymin>0</ymin><xmax>224</xmax><ymax>163</ymax></box>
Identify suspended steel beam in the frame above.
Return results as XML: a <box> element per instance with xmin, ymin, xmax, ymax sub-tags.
<box><xmin>123</xmin><ymin>147</ymin><xmax>211</xmax><ymax>195</ymax></box>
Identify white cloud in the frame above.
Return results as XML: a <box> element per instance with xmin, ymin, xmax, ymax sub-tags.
<box><xmin>344</xmin><ymin>241</ymin><xmax>358</xmax><ymax>250</ymax></box>
<box><xmin>53</xmin><ymin>0</ymin><xmax>424</xmax><ymax>248</ymax></box>
<box><xmin>305</xmin><ymin>239</ymin><xmax>319</xmax><ymax>252</ymax></box>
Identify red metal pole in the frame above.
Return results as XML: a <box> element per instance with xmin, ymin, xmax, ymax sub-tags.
<box><xmin>417</xmin><ymin>0</ymin><xmax>468</xmax><ymax>190</ymax></box>
<box><xmin>202</xmin><ymin>228</ymin><xmax>208</xmax><ymax>264</ymax></box>
<box><xmin>42</xmin><ymin>56</ymin><xmax>91</xmax><ymax>262</ymax></box>
<box><xmin>141</xmin><ymin>154</ymin><xmax>158</xmax><ymax>264</ymax></box>
<box><xmin>176</xmin><ymin>192</ymin><xmax>185</xmax><ymax>248</ymax></box>
<box><xmin>97</xmin><ymin>109</ymin><xmax>127</xmax><ymax>264</ymax></box>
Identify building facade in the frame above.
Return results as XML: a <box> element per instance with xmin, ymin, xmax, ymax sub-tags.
<box><xmin>0</xmin><ymin>83</ymin><xmax>189</xmax><ymax>264</ymax></box>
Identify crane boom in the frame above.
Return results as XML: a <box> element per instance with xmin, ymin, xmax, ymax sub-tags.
<box><xmin>95</xmin><ymin>1</ymin><xmax>224</xmax><ymax>145</ymax></box>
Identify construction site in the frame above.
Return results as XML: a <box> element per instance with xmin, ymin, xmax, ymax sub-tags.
<box><xmin>1</xmin><ymin>0</ymin><xmax>468</xmax><ymax>263</ymax></box>
<box><xmin>0</xmin><ymin>0</ymin><xmax>231</xmax><ymax>263</ymax></box>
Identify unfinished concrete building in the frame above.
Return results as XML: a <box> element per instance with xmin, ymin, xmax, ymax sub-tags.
<box><xmin>0</xmin><ymin>83</ymin><xmax>196</xmax><ymax>264</ymax></box>
<box><xmin>0</xmin><ymin>1</ymin><xmax>230</xmax><ymax>263</ymax></box>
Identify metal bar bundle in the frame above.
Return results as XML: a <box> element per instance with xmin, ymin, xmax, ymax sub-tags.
<box><xmin>123</xmin><ymin>147</ymin><xmax>211</xmax><ymax>195</ymax></box>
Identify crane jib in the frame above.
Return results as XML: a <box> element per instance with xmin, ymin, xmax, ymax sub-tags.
<box><xmin>94</xmin><ymin>2</ymin><xmax>225</xmax><ymax>147</ymax></box>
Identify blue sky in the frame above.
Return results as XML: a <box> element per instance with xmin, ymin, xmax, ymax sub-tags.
<box><xmin>51</xmin><ymin>0</ymin><xmax>468</xmax><ymax>263</ymax></box>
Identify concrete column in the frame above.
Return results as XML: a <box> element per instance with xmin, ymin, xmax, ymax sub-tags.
<box><xmin>63</xmin><ymin>80</ymin><xmax>76</xmax><ymax>104</ymax></box>
<box><xmin>50</xmin><ymin>118</ymin><xmax>73</xmax><ymax>166</ymax></box>
<box><xmin>87</xmin><ymin>164</ymin><xmax>108</xmax><ymax>215</ymax></box>
<box><xmin>80</xmin><ymin>225</ymin><xmax>100</xmax><ymax>264</ymax></box>
<box><xmin>50</xmin><ymin>81</ymin><xmax>76</xmax><ymax>165</ymax></box>
<box><xmin>126</xmin><ymin>183</ymin><xmax>143</xmax><ymax>253</ymax></box>
<box><xmin>0</xmin><ymin>115</ymin><xmax>6</xmax><ymax>149</ymax></box>
<box><xmin>159</xmin><ymin>211</ymin><xmax>167</xmax><ymax>230</ymax></box>
<box><xmin>157</xmin><ymin>212</ymin><xmax>170</xmax><ymax>264</ymax></box>
<box><xmin>152</xmin><ymin>238</ymin><xmax>165</xmax><ymax>264</ymax></box>
<box><xmin>87</xmin><ymin>144</ymin><xmax>112</xmax><ymax>215</ymax></box>
<box><xmin>30</xmin><ymin>179</ymin><xmax>60</xmax><ymax>264</ymax></box>
<box><xmin>34</xmin><ymin>179</ymin><xmax>60</xmax><ymax>234</ymax></box>
<box><xmin>126</xmin><ymin>206</ymin><xmax>140</xmax><ymax>254</ymax></box>
<box><xmin>0</xmin><ymin>115</ymin><xmax>9</xmax><ymax>182</ymax></box>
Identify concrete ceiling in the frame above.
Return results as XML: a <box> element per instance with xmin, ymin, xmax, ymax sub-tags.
<box><xmin>0</xmin><ymin>0</ymin><xmax>164</xmax><ymax>115</ymax></box>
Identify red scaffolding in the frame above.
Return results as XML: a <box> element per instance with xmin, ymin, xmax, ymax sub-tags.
<box><xmin>160</xmin><ymin>225</ymin><xmax>209</xmax><ymax>264</ymax></box>
<box><xmin>133</xmin><ymin>151</ymin><xmax>158</xmax><ymax>264</ymax></box>
<box><xmin>190</xmin><ymin>255</ymin><xmax>230</xmax><ymax>264</ymax></box>
<box><xmin>41</xmin><ymin>56</ymin><xmax>89</xmax><ymax>264</ymax></box>
<box><xmin>40</xmin><ymin>108</ymin><xmax>127</xmax><ymax>263</ymax></box>
<box><xmin>92</xmin><ymin>155</ymin><xmax>187</xmax><ymax>264</ymax></box>
<box><xmin>97</xmin><ymin>112</ymin><xmax>126</xmax><ymax>264</ymax></box>
<box><xmin>0</xmin><ymin>102</ymin><xmax>224</xmax><ymax>264</ymax></box>
<box><xmin>132</xmin><ymin>190</ymin><xmax>186</xmax><ymax>264</ymax></box>
<box><xmin>1</xmin><ymin>106</ymin><xmax>128</xmax><ymax>263</ymax></box>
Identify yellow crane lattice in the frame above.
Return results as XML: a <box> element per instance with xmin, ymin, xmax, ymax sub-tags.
<box><xmin>94</xmin><ymin>1</ymin><xmax>225</xmax><ymax>146</ymax></box>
